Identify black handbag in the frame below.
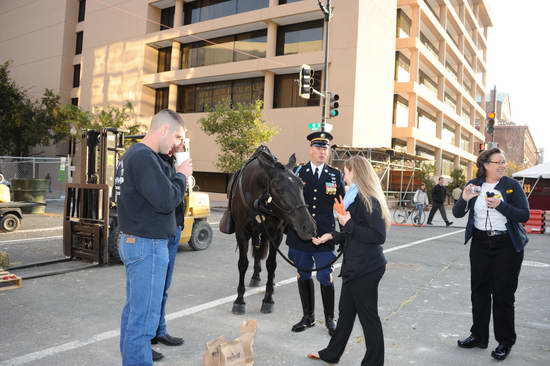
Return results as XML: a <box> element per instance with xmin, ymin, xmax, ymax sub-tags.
<box><xmin>219</xmin><ymin>209</ymin><xmax>235</xmax><ymax>234</ymax></box>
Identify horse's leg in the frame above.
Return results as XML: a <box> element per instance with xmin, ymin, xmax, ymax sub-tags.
<box><xmin>261</xmin><ymin>231</ymin><xmax>281</xmax><ymax>314</ymax></box>
<box><xmin>232</xmin><ymin>232</ymin><xmax>250</xmax><ymax>315</ymax></box>
<box><xmin>249</xmin><ymin>235</ymin><xmax>262</xmax><ymax>287</ymax></box>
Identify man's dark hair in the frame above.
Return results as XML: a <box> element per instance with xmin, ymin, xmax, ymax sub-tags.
<box><xmin>476</xmin><ymin>148</ymin><xmax>503</xmax><ymax>179</ymax></box>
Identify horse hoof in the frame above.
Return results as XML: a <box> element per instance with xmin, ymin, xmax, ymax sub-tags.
<box><xmin>232</xmin><ymin>303</ymin><xmax>246</xmax><ymax>315</ymax></box>
<box><xmin>249</xmin><ymin>278</ymin><xmax>261</xmax><ymax>287</ymax></box>
<box><xmin>260</xmin><ymin>302</ymin><xmax>274</xmax><ymax>314</ymax></box>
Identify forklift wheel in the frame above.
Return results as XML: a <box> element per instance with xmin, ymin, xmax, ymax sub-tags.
<box><xmin>188</xmin><ymin>220</ymin><xmax>213</xmax><ymax>251</ymax></box>
<box><xmin>1</xmin><ymin>214</ymin><xmax>20</xmax><ymax>233</ymax></box>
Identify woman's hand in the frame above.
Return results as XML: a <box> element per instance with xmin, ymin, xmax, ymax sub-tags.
<box><xmin>486</xmin><ymin>197</ymin><xmax>501</xmax><ymax>209</ymax></box>
<box><xmin>312</xmin><ymin>233</ymin><xmax>333</xmax><ymax>245</ymax></box>
<box><xmin>462</xmin><ymin>184</ymin><xmax>480</xmax><ymax>202</ymax></box>
<box><xmin>337</xmin><ymin>211</ymin><xmax>351</xmax><ymax>226</ymax></box>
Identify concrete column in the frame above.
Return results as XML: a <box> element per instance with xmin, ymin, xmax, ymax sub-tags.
<box><xmin>435</xmin><ymin>148</ymin><xmax>443</xmax><ymax>176</ymax></box>
<box><xmin>438</xmin><ymin>39</ymin><xmax>446</xmax><ymax>67</ymax></box>
<box><xmin>174</xmin><ymin>0</ymin><xmax>183</xmax><ymax>27</ymax></box>
<box><xmin>407</xmin><ymin>138</ymin><xmax>416</xmax><ymax>155</ymax></box>
<box><xmin>454</xmin><ymin>155</ymin><xmax>461</xmax><ymax>170</ymax></box>
<box><xmin>458</xmin><ymin>34</ymin><xmax>465</xmax><ymax>53</ymax></box>
<box><xmin>459</xmin><ymin>4</ymin><xmax>466</xmax><ymax>23</ymax></box>
<box><xmin>439</xmin><ymin>4</ymin><xmax>447</xmax><ymax>28</ymax></box>
<box><xmin>263</xmin><ymin>71</ymin><xmax>275</xmax><ymax>110</ymax></box>
<box><xmin>410</xmin><ymin>49</ymin><xmax>419</xmax><ymax>83</ymax></box>
<box><xmin>411</xmin><ymin>5</ymin><xmax>421</xmax><ymax>38</ymax></box>
<box><xmin>408</xmin><ymin>93</ymin><xmax>418</xmax><ymax>128</ymax></box>
<box><xmin>437</xmin><ymin>75</ymin><xmax>445</xmax><ymax>102</ymax></box>
<box><xmin>455</xmin><ymin>125</ymin><xmax>462</xmax><ymax>149</ymax></box>
<box><xmin>170</xmin><ymin>41</ymin><xmax>180</xmax><ymax>70</ymax></box>
<box><xmin>265</xmin><ymin>21</ymin><xmax>277</xmax><ymax>58</ymax></box>
<box><xmin>269</xmin><ymin>0</ymin><xmax>278</xmax><ymax>7</ymax></box>
<box><xmin>168</xmin><ymin>83</ymin><xmax>178</xmax><ymax>111</ymax></box>
<box><xmin>470</xmin><ymin>133</ymin><xmax>476</xmax><ymax>154</ymax></box>
<box><xmin>456</xmin><ymin>94</ymin><xmax>463</xmax><ymax>117</ymax></box>
<box><xmin>480</xmin><ymin>91</ymin><xmax>486</xmax><ymax>133</ymax></box>
<box><xmin>436</xmin><ymin>112</ymin><xmax>443</xmax><ymax>139</ymax></box>
<box><xmin>467</xmin><ymin>161</ymin><xmax>474</xmax><ymax>180</ymax></box>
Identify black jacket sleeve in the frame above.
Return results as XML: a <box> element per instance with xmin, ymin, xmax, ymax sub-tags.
<box><xmin>131</xmin><ymin>151</ymin><xmax>186</xmax><ymax>214</ymax></box>
<box><xmin>452</xmin><ymin>197</ymin><xmax>469</xmax><ymax>218</ymax></box>
<box><xmin>495</xmin><ymin>179</ymin><xmax>530</xmax><ymax>223</ymax></box>
<box><xmin>332</xmin><ymin>198</ymin><xmax>386</xmax><ymax>245</ymax></box>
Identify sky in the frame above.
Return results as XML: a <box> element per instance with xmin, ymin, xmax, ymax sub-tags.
<box><xmin>485</xmin><ymin>0</ymin><xmax>549</xmax><ymax>163</ymax></box>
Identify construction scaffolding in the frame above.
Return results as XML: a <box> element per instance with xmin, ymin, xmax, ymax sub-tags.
<box><xmin>329</xmin><ymin>146</ymin><xmax>430</xmax><ymax>207</ymax></box>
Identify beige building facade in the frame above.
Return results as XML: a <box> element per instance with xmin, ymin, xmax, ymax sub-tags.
<box><xmin>1</xmin><ymin>0</ymin><xmax>493</xmax><ymax>187</ymax></box>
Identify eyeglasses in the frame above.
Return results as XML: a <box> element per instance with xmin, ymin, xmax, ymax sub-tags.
<box><xmin>488</xmin><ymin>160</ymin><xmax>506</xmax><ymax>166</ymax></box>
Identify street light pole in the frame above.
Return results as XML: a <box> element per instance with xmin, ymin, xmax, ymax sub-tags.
<box><xmin>319</xmin><ymin>0</ymin><xmax>332</xmax><ymax>132</ymax></box>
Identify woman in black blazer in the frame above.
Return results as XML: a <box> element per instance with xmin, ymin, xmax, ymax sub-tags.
<box><xmin>307</xmin><ymin>156</ymin><xmax>391</xmax><ymax>366</ymax></box>
<box><xmin>453</xmin><ymin>148</ymin><xmax>529</xmax><ymax>361</ymax></box>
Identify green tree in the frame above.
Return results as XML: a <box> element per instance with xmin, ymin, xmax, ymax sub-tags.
<box><xmin>198</xmin><ymin>100</ymin><xmax>278</xmax><ymax>173</ymax></box>
<box><xmin>448</xmin><ymin>168</ymin><xmax>466</xmax><ymax>193</ymax></box>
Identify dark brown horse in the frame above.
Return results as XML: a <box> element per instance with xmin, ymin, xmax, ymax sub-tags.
<box><xmin>225</xmin><ymin>146</ymin><xmax>316</xmax><ymax>315</ymax></box>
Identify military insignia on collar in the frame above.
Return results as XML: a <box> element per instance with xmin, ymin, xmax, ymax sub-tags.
<box><xmin>506</xmin><ymin>189</ymin><xmax>513</xmax><ymax>194</ymax></box>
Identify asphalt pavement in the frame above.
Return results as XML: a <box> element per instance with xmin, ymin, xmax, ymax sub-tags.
<box><xmin>0</xmin><ymin>200</ymin><xmax>549</xmax><ymax>365</ymax></box>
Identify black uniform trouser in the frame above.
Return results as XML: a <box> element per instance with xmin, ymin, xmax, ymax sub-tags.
<box><xmin>469</xmin><ymin>230</ymin><xmax>523</xmax><ymax>347</ymax></box>
<box><xmin>427</xmin><ymin>202</ymin><xmax>449</xmax><ymax>223</ymax></box>
<box><xmin>319</xmin><ymin>266</ymin><xmax>385</xmax><ymax>366</ymax></box>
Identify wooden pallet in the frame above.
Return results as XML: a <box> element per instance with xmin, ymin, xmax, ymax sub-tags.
<box><xmin>0</xmin><ymin>269</ymin><xmax>22</xmax><ymax>292</ymax></box>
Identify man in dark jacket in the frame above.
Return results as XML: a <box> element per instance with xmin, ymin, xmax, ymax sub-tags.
<box><xmin>427</xmin><ymin>176</ymin><xmax>453</xmax><ymax>226</ymax></box>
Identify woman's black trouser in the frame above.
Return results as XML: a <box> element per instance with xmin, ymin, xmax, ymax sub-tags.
<box><xmin>469</xmin><ymin>230</ymin><xmax>524</xmax><ymax>347</ymax></box>
<box><xmin>319</xmin><ymin>265</ymin><xmax>385</xmax><ymax>366</ymax></box>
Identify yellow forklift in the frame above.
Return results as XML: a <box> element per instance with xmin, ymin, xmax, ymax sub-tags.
<box><xmin>63</xmin><ymin>128</ymin><xmax>213</xmax><ymax>265</ymax></box>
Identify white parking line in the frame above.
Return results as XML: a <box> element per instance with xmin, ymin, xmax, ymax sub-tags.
<box><xmin>0</xmin><ymin>229</ymin><xmax>464</xmax><ymax>366</ymax></box>
<box><xmin>0</xmin><ymin>226</ymin><xmax>63</xmax><ymax>235</ymax></box>
<box><xmin>0</xmin><ymin>236</ymin><xmax>63</xmax><ymax>246</ymax></box>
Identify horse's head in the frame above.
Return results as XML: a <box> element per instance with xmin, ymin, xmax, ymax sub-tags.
<box><xmin>256</xmin><ymin>151</ymin><xmax>317</xmax><ymax>240</ymax></box>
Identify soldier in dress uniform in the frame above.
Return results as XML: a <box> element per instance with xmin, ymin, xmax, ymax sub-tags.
<box><xmin>286</xmin><ymin>131</ymin><xmax>346</xmax><ymax>336</ymax></box>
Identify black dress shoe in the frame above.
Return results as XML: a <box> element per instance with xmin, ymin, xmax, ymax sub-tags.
<box><xmin>446</xmin><ymin>221</ymin><xmax>454</xmax><ymax>227</ymax></box>
<box><xmin>457</xmin><ymin>335</ymin><xmax>488</xmax><ymax>349</ymax></box>
<box><xmin>152</xmin><ymin>334</ymin><xmax>184</xmax><ymax>346</ymax></box>
<box><xmin>491</xmin><ymin>344</ymin><xmax>511</xmax><ymax>361</ymax></box>
<box><xmin>426</xmin><ymin>222</ymin><xmax>433</xmax><ymax>225</ymax></box>
<box><xmin>292</xmin><ymin>316</ymin><xmax>315</xmax><ymax>332</ymax></box>
<box><xmin>152</xmin><ymin>349</ymin><xmax>164</xmax><ymax>362</ymax></box>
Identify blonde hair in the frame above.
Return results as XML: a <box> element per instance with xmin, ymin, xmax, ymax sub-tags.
<box><xmin>344</xmin><ymin>156</ymin><xmax>391</xmax><ymax>229</ymax></box>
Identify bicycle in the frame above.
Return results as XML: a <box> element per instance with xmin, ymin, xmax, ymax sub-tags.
<box><xmin>393</xmin><ymin>201</ymin><xmax>426</xmax><ymax>226</ymax></box>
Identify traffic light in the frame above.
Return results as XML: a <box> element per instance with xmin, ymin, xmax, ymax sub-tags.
<box><xmin>329</xmin><ymin>93</ymin><xmax>339</xmax><ymax>118</ymax></box>
<box><xmin>298</xmin><ymin>64</ymin><xmax>313</xmax><ymax>99</ymax></box>
<box><xmin>486</xmin><ymin>112</ymin><xmax>495</xmax><ymax>135</ymax></box>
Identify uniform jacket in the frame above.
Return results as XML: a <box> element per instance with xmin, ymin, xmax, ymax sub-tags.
<box><xmin>452</xmin><ymin>176</ymin><xmax>529</xmax><ymax>252</ymax></box>
<box><xmin>286</xmin><ymin>162</ymin><xmax>345</xmax><ymax>252</ymax></box>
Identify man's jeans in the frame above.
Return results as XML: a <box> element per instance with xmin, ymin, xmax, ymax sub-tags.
<box><xmin>119</xmin><ymin>233</ymin><xmax>169</xmax><ymax>366</ymax></box>
<box><xmin>156</xmin><ymin>226</ymin><xmax>182</xmax><ymax>337</ymax></box>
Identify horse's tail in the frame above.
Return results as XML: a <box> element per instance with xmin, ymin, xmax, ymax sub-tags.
<box><xmin>250</xmin><ymin>234</ymin><xmax>268</xmax><ymax>260</ymax></box>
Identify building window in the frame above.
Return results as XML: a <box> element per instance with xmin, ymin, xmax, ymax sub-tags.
<box><xmin>442</xmin><ymin>125</ymin><xmax>456</xmax><ymax>145</ymax></box>
<box><xmin>181</xmin><ymin>30</ymin><xmax>266</xmax><ymax>69</ymax></box>
<box><xmin>444</xmin><ymin>92</ymin><xmax>457</xmax><ymax>111</ymax></box>
<box><xmin>420</xmin><ymin>32</ymin><xmax>438</xmax><ymax>57</ymax></box>
<box><xmin>160</xmin><ymin>6</ymin><xmax>175</xmax><ymax>30</ymax></box>
<box><xmin>71</xmin><ymin>98</ymin><xmax>79</xmax><ymax>106</ymax></box>
<box><xmin>416</xmin><ymin>147</ymin><xmax>435</xmax><ymax>161</ymax></box>
<box><xmin>393</xmin><ymin>95</ymin><xmax>409</xmax><ymax>127</ymax></box>
<box><xmin>418</xmin><ymin>109</ymin><xmax>437</xmax><ymax>136</ymax></box>
<box><xmin>395</xmin><ymin>52</ymin><xmax>410</xmax><ymax>82</ymax></box>
<box><xmin>154</xmin><ymin>87</ymin><xmax>169</xmax><ymax>114</ymax></box>
<box><xmin>460</xmin><ymin>134</ymin><xmax>470</xmax><ymax>151</ymax></box>
<box><xmin>157</xmin><ymin>47</ymin><xmax>172</xmax><ymax>72</ymax></box>
<box><xmin>274</xmin><ymin>72</ymin><xmax>322</xmax><ymax>108</ymax></box>
<box><xmin>419</xmin><ymin>70</ymin><xmax>437</xmax><ymax>95</ymax></box>
<box><xmin>75</xmin><ymin>31</ymin><xmax>83</xmax><ymax>55</ymax></box>
<box><xmin>78</xmin><ymin>0</ymin><xmax>86</xmax><ymax>22</ymax></box>
<box><xmin>73</xmin><ymin>64</ymin><xmax>81</xmax><ymax>88</ymax></box>
<box><xmin>442</xmin><ymin>156</ymin><xmax>454</xmax><ymax>176</ymax></box>
<box><xmin>184</xmin><ymin>0</ymin><xmax>269</xmax><ymax>25</ymax></box>
<box><xmin>177</xmin><ymin>77</ymin><xmax>264</xmax><ymax>113</ymax></box>
<box><xmin>276</xmin><ymin>20</ymin><xmax>323</xmax><ymax>56</ymax></box>
<box><xmin>396</xmin><ymin>9</ymin><xmax>411</xmax><ymax>38</ymax></box>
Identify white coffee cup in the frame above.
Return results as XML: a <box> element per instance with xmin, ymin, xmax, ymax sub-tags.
<box><xmin>175</xmin><ymin>151</ymin><xmax>190</xmax><ymax>166</ymax></box>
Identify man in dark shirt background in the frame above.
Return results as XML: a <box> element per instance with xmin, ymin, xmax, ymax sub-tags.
<box><xmin>427</xmin><ymin>176</ymin><xmax>453</xmax><ymax>227</ymax></box>
<box><xmin>115</xmin><ymin>109</ymin><xmax>192</xmax><ymax>366</ymax></box>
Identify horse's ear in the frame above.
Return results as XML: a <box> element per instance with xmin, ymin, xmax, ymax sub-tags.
<box><xmin>257</xmin><ymin>151</ymin><xmax>275</xmax><ymax>170</ymax></box>
<box><xmin>286</xmin><ymin>154</ymin><xmax>297</xmax><ymax>170</ymax></box>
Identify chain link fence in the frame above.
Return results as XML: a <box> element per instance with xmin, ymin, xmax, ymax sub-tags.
<box><xmin>0</xmin><ymin>156</ymin><xmax>70</xmax><ymax>199</ymax></box>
